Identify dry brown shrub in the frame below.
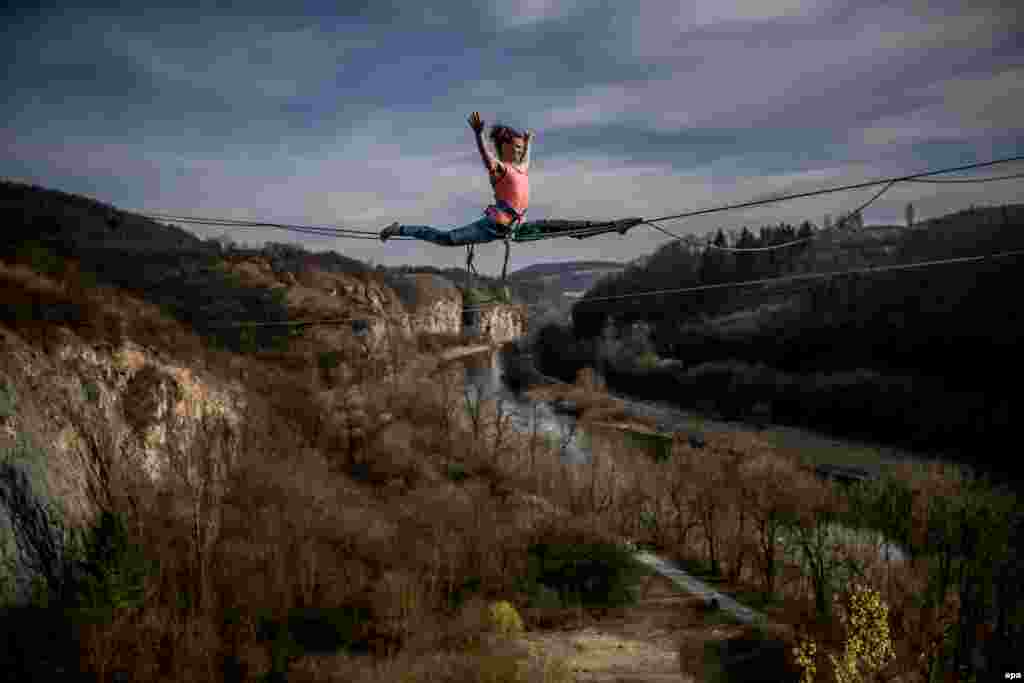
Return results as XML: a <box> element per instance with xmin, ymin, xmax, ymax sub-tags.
<box><xmin>888</xmin><ymin>458</ymin><xmax>971</xmax><ymax>542</ymax></box>
<box><xmin>363</xmin><ymin>420</ymin><xmax>424</xmax><ymax>487</ymax></box>
<box><xmin>78</xmin><ymin>607</ymin><xmax>233</xmax><ymax>682</ymax></box>
<box><xmin>233</xmin><ymin>358</ymin><xmax>326</xmax><ymax>452</ymax></box>
<box><xmin>574</xmin><ymin>366</ymin><xmax>606</xmax><ymax>392</ymax></box>
<box><xmin>370</xmin><ymin>568</ymin><xmax>431</xmax><ymax>644</ymax></box>
<box><xmin>2</xmin><ymin>256</ymin><xmax>222</xmax><ymax>363</ymax></box>
<box><xmin>189</xmin><ymin>440</ymin><xmax>377</xmax><ymax>611</ymax></box>
<box><xmin>530</xmin><ymin>507</ymin><xmax>624</xmax><ymax>553</ymax></box>
<box><xmin>435</xmin><ymin>594</ymin><xmax>493</xmax><ymax>653</ymax></box>
<box><xmin>0</xmin><ymin>258</ymin><xmax>118</xmax><ymax>349</ymax></box>
<box><xmin>0</xmin><ymin>259</ymin><xmax>63</xmax><ymax>292</ymax></box>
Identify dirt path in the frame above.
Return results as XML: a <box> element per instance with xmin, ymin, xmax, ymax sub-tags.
<box><xmin>514</xmin><ymin>548</ymin><xmax>785</xmax><ymax>683</ymax></box>
<box><xmin>631</xmin><ymin>551</ymin><xmax>768</xmax><ymax>627</ymax></box>
<box><xmin>516</xmin><ymin>570</ymin><xmax>703</xmax><ymax>682</ymax></box>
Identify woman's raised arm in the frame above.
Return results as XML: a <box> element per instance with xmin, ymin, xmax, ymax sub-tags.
<box><xmin>521</xmin><ymin>129</ymin><xmax>533</xmax><ymax>170</ymax></box>
<box><xmin>468</xmin><ymin>111</ymin><xmax>499</xmax><ymax>175</ymax></box>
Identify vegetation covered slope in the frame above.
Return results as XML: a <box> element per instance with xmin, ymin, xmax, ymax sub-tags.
<box><xmin>1</xmin><ymin>180</ymin><xmax>1020</xmax><ymax>682</ymax></box>
<box><xmin>544</xmin><ymin>204</ymin><xmax>1024</xmax><ymax>482</ymax></box>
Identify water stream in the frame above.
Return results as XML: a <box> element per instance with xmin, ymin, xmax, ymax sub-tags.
<box><xmin>458</xmin><ymin>346</ymin><xmax>910</xmax><ymax>563</ymax></box>
<box><xmin>460</xmin><ymin>348</ymin><xmax>591</xmax><ymax>465</ymax></box>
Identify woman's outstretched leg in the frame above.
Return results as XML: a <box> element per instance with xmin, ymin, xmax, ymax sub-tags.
<box><xmin>381</xmin><ymin>216</ymin><xmax>503</xmax><ymax>246</ymax></box>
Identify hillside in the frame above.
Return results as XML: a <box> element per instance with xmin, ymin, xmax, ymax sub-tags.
<box><xmin>539</xmin><ymin>203</ymin><xmax>1024</xmax><ymax>480</ymax></box>
<box><xmin>573</xmin><ymin>203</ymin><xmax>1024</xmax><ymax>362</ymax></box>
<box><xmin>0</xmin><ymin>186</ymin><xmax>785</xmax><ymax>682</ymax></box>
<box><xmin>383</xmin><ymin>259</ymin><xmax>628</xmax><ymax>326</ymax></box>
<box><xmin>0</xmin><ymin>179</ymin><xmax>528</xmax><ymax>353</ymax></box>
<box><xmin>0</xmin><ymin>183</ymin><xmax>1019</xmax><ymax>682</ymax></box>
<box><xmin>508</xmin><ymin>260</ymin><xmax>625</xmax><ymax>278</ymax></box>
<box><xmin>1</xmin><ymin>179</ymin><xmax>207</xmax><ymax>254</ymax></box>
<box><xmin>510</xmin><ymin>261</ymin><xmax>625</xmax><ymax>300</ymax></box>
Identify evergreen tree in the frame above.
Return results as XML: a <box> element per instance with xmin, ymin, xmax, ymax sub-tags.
<box><xmin>735</xmin><ymin>228</ymin><xmax>757</xmax><ymax>280</ymax></box>
<box><xmin>853</xmin><ymin>209</ymin><xmax>863</xmax><ymax>230</ymax></box>
<box><xmin>737</xmin><ymin>227</ymin><xmax>756</xmax><ymax>248</ymax></box>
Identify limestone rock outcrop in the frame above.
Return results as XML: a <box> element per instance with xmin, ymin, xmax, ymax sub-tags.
<box><xmin>476</xmin><ymin>305</ymin><xmax>528</xmax><ymax>345</ymax></box>
<box><xmin>217</xmin><ymin>255</ymin><xmax>525</xmax><ymax>347</ymax></box>
<box><xmin>0</xmin><ymin>324</ymin><xmax>246</xmax><ymax>603</ymax></box>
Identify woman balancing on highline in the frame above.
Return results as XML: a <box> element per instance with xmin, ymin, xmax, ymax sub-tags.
<box><xmin>379</xmin><ymin>112</ymin><xmax>531</xmax><ymax>244</ymax></box>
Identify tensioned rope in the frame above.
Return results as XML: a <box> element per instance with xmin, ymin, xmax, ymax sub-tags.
<box><xmin>562</xmin><ymin>247</ymin><xmax>1024</xmax><ymax>308</ymax></box>
<box><xmin>902</xmin><ymin>172</ymin><xmax>1024</xmax><ymax>183</ymax></box>
<box><xmin>204</xmin><ymin>307</ymin><xmax>450</xmax><ymax>328</ymax></box>
<box><xmin>645</xmin><ymin>179</ymin><xmax>898</xmax><ymax>253</ymax></box>
<box><xmin>135</xmin><ymin>214</ymin><xmax>417</xmax><ymax>240</ymax></box>
<box><xmin>643</xmin><ymin>169</ymin><xmax>1024</xmax><ymax>250</ymax></box>
<box><xmin>523</xmin><ymin>161</ymin><xmax>1024</xmax><ymax>243</ymax></box>
<box><xmin>641</xmin><ymin>159</ymin><xmax>1024</xmax><ymax>226</ymax></box>
<box><xmin>131</xmin><ymin>156</ymin><xmax>1024</xmax><ymax>247</ymax></box>
<box><xmin>204</xmin><ymin>244</ymin><xmax>1024</xmax><ymax>323</ymax></box>
<box><xmin>126</xmin><ymin>156</ymin><xmax>1024</xmax><ymax>324</ymax></box>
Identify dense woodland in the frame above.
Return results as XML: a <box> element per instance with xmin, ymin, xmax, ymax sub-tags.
<box><xmin>540</xmin><ymin>203</ymin><xmax>1024</xmax><ymax>482</ymax></box>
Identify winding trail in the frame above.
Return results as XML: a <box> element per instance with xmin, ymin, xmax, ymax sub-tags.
<box><xmin>629</xmin><ymin>550</ymin><xmax>768</xmax><ymax>627</ymax></box>
<box><xmin>515</xmin><ymin>544</ymin><xmax>777</xmax><ymax>682</ymax></box>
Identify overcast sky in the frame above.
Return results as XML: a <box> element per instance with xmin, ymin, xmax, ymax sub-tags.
<box><xmin>3</xmin><ymin>0</ymin><xmax>1022</xmax><ymax>272</ymax></box>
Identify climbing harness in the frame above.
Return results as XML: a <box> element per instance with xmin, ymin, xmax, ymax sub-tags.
<box><xmin>463</xmin><ymin>193</ymin><xmax>646</xmax><ymax>290</ymax></box>
<box><xmin>464</xmin><ymin>200</ymin><xmax>528</xmax><ymax>294</ymax></box>
<box><xmin>463</xmin><ymin>213</ymin><xmax>645</xmax><ymax>302</ymax></box>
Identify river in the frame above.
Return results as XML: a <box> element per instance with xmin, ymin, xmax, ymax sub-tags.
<box><xmin>459</xmin><ymin>346</ymin><xmax>591</xmax><ymax>465</ymax></box>
<box><xmin>457</xmin><ymin>346</ymin><xmax>913</xmax><ymax>564</ymax></box>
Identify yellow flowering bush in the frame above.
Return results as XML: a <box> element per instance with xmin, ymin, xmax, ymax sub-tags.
<box><xmin>793</xmin><ymin>636</ymin><xmax>818</xmax><ymax>683</ymax></box>
<box><xmin>792</xmin><ymin>583</ymin><xmax>895</xmax><ymax>683</ymax></box>
<box><xmin>487</xmin><ymin>600</ymin><xmax>525</xmax><ymax>639</ymax></box>
<box><xmin>829</xmin><ymin>583</ymin><xmax>896</xmax><ymax>683</ymax></box>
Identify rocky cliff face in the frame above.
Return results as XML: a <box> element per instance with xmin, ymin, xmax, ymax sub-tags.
<box><xmin>476</xmin><ymin>305</ymin><xmax>529</xmax><ymax>345</ymax></box>
<box><xmin>219</xmin><ymin>256</ymin><xmax>524</xmax><ymax>347</ymax></box>
<box><xmin>0</xmin><ymin>324</ymin><xmax>247</xmax><ymax>604</ymax></box>
<box><xmin>393</xmin><ymin>273</ymin><xmax>463</xmax><ymax>336</ymax></box>
<box><xmin>0</xmin><ymin>256</ymin><xmax>526</xmax><ymax>603</ymax></box>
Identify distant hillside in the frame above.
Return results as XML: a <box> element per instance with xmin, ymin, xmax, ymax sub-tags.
<box><xmin>0</xmin><ymin>179</ymin><xmax>379</xmax><ymax>276</ymax></box>
<box><xmin>570</xmin><ymin>201</ymin><xmax>1024</xmax><ymax>392</ymax></box>
<box><xmin>1</xmin><ymin>179</ymin><xmax>207</xmax><ymax>255</ymax></box>
<box><xmin>261</xmin><ymin>241</ymin><xmax>371</xmax><ymax>275</ymax></box>
<box><xmin>509</xmin><ymin>260</ymin><xmax>625</xmax><ymax>278</ymax></box>
<box><xmin>530</xmin><ymin>203</ymin><xmax>1024</xmax><ymax>478</ymax></box>
<box><xmin>381</xmin><ymin>260</ymin><xmax>628</xmax><ymax>319</ymax></box>
<box><xmin>576</xmin><ymin>204</ymin><xmax>1024</xmax><ymax>327</ymax></box>
<box><xmin>0</xmin><ymin>180</ymin><xmax>402</xmax><ymax>352</ymax></box>
<box><xmin>509</xmin><ymin>260</ymin><xmax>626</xmax><ymax>300</ymax></box>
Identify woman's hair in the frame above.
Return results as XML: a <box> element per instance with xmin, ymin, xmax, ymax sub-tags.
<box><xmin>489</xmin><ymin>124</ymin><xmax>525</xmax><ymax>154</ymax></box>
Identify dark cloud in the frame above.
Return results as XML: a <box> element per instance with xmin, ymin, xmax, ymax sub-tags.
<box><xmin>2</xmin><ymin>1</ymin><xmax>1022</xmax><ymax>270</ymax></box>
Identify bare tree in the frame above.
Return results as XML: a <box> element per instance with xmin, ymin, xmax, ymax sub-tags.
<box><xmin>692</xmin><ymin>457</ymin><xmax>727</xmax><ymax>575</ymax></box>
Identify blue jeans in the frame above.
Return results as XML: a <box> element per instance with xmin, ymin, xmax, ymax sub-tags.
<box><xmin>398</xmin><ymin>215</ymin><xmax>505</xmax><ymax>246</ymax></box>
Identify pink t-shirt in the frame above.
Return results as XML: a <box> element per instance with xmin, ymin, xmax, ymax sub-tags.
<box><xmin>486</xmin><ymin>163</ymin><xmax>529</xmax><ymax>221</ymax></box>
